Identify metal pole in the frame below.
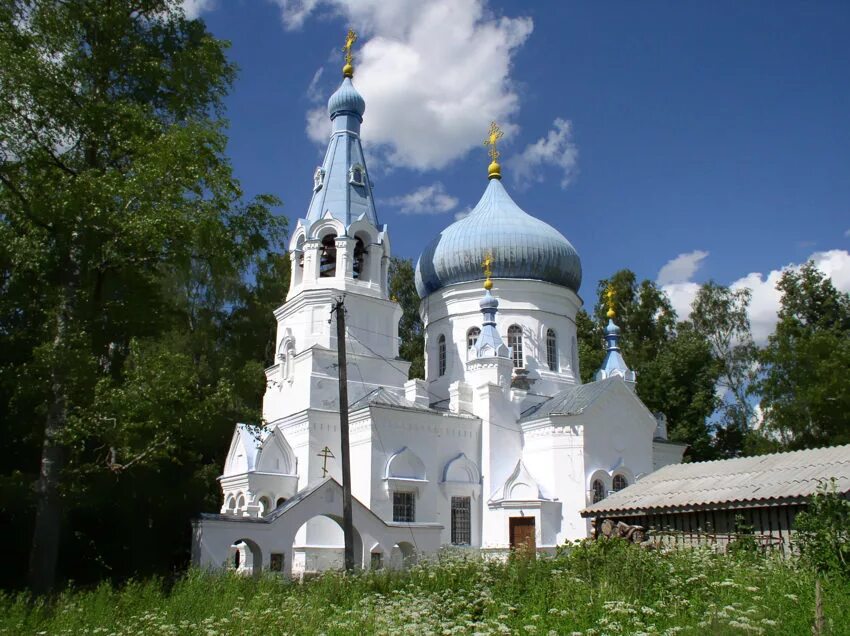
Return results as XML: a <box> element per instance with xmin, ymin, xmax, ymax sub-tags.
<box><xmin>333</xmin><ymin>298</ymin><xmax>355</xmax><ymax>571</ymax></box>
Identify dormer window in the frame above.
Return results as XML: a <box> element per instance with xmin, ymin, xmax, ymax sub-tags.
<box><xmin>313</xmin><ymin>167</ymin><xmax>325</xmax><ymax>192</ymax></box>
<box><xmin>349</xmin><ymin>163</ymin><xmax>365</xmax><ymax>186</ymax></box>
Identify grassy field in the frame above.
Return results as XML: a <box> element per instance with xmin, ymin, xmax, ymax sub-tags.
<box><xmin>2</xmin><ymin>540</ymin><xmax>848</xmax><ymax>635</ymax></box>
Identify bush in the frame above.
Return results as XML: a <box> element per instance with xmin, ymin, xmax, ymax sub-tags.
<box><xmin>794</xmin><ymin>479</ymin><xmax>850</xmax><ymax>578</ymax></box>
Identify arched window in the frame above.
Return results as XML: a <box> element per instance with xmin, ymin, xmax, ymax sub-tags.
<box><xmin>258</xmin><ymin>496</ymin><xmax>271</xmax><ymax>516</ymax></box>
<box><xmin>612</xmin><ymin>474</ymin><xmax>628</xmax><ymax>492</ymax></box>
<box><xmin>546</xmin><ymin>328</ymin><xmax>557</xmax><ymax>371</ymax></box>
<box><xmin>591</xmin><ymin>479</ymin><xmax>606</xmax><ymax>504</ymax></box>
<box><xmin>352</xmin><ymin>237</ymin><xmax>366</xmax><ymax>279</ymax></box>
<box><xmin>276</xmin><ymin>497</ymin><xmax>287</xmax><ymax>508</ymax></box>
<box><xmin>438</xmin><ymin>335</ymin><xmax>447</xmax><ymax>376</ymax></box>
<box><xmin>467</xmin><ymin>327</ymin><xmax>480</xmax><ymax>351</ymax></box>
<box><xmin>320</xmin><ymin>233</ymin><xmax>337</xmax><ymax>277</ymax></box>
<box><xmin>507</xmin><ymin>325</ymin><xmax>523</xmax><ymax>368</ymax></box>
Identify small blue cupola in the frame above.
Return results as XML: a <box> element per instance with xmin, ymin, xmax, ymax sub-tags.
<box><xmin>473</xmin><ymin>257</ymin><xmax>510</xmax><ymax>360</ymax></box>
<box><xmin>594</xmin><ymin>288</ymin><xmax>636</xmax><ymax>386</ymax></box>
<box><xmin>304</xmin><ymin>30</ymin><xmax>378</xmax><ymax>229</ymax></box>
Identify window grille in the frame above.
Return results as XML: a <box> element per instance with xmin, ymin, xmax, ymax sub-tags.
<box><xmin>438</xmin><ymin>335</ymin><xmax>447</xmax><ymax>376</ymax></box>
<box><xmin>467</xmin><ymin>327</ymin><xmax>480</xmax><ymax>350</ymax></box>
<box><xmin>546</xmin><ymin>328</ymin><xmax>557</xmax><ymax>371</ymax></box>
<box><xmin>451</xmin><ymin>496</ymin><xmax>471</xmax><ymax>545</ymax></box>
<box><xmin>393</xmin><ymin>491</ymin><xmax>415</xmax><ymax>522</ymax></box>
<box><xmin>612</xmin><ymin>474</ymin><xmax>628</xmax><ymax>492</ymax></box>
<box><xmin>591</xmin><ymin>479</ymin><xmax>606</xmax><ymax>504</ymax></box>
<box><xmin>508</xmin><ymin>325</ymin><xmax>523</xmax><ymax>368</ymax></box>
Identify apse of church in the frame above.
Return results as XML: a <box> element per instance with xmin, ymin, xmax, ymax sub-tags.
<box><xmin>191</xmin><ymin>32</ymin><xmax>685</xmax><ymax>577</ymax></box>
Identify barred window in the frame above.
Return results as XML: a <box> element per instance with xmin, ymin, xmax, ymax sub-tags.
<box><xmin>612</xmin><ymin>474</ymin><xmax>628</xmax><ymax>492</ymax></box>
<box><xmin>467</xmin><ymin>327</ymin><xmax>480</xmax><ymax>350</ymax></box>
<box><xmin>591</xmin><ymin>479</ymin><xmax>606</xmax><ymax>504</ymax></box>
<box><xmin>508</xmin><ymin>325</ymin><xmax>523</xmax><ymax>368</ymax></box>
<box><xmin>546</xmin><ymin>328</ymin><xmax>557</xmax><ymax>371</ymax></box>
<box><xmin>438</xmin><ymin>334</ymin><xmax>447</xmax><ymax>376</ymax></box>
<box><xmin>451</xmin><ymin>496</ymin><xmax>471</xmax><ymax>545</ymax></box>
<box><xmin>393</xmin><ymin>491</ymin><xmax>415</xmax><ymax>522</ymax></box>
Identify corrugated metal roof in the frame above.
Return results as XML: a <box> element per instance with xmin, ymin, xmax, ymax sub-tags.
<box><xmin>349</xmin><ymin>387</ymin><xmax>436</xmax><ymax>413</ymax></box>
<box><xmin>582</xmin><ymin>444</ymin><xmax>850</xmax><ymax>516</ymax></box>
<box><xmin>519</xmin><ymin>377</ymin><xmax>616</xmax><ymax>423</ymax></box>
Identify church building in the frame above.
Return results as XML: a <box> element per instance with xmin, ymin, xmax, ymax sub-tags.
<box><xmin>191</xmin><ymin>34</ymin><xmax>686</xmax><ymax>577</ymax></box>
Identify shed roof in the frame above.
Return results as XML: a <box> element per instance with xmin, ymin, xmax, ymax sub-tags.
<box><xmin>581</xmin><ymin>444</ymin><xmax>850</xmax><ymax>517</ymax></box>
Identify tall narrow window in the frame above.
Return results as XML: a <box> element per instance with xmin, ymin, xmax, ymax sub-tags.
<box><xmin>508</xmin><ymin>325</ymin><xmax>523</xmax><ymax>368</ymax></box>
<box><xmin>591</xmin><ymin>479</ymin><xmax>605</xmax><ymax>504</ymax></box>
<box><xmin>451</xmin><ymin>496</ymin><xmax>471</xmax><ymax>545</ymax></box>
<box><xmin>320</xmin><ymin>233</ymin><xmax>337</xmax><ymax>277</ymax></box>
<box><xmin>546</xmin><ymin>328</ymin><xmax>558</xmax><ymax>371</ymax></box>
<box><xmin>438</xmin><ymin>334</ymin><xmax>447</xmax><ymax>376</ymax></box>
<box><xmin>467</xmin><ymin>327</ymin><xmax>480</xmax><ymax>351</ymax></box>
<box><xmin>393</xmin><ymin>491</ymin><xmax>415</xmax><ymax>522</ymax></box>
<box><xmin>352</xmin><ymin>237</ymin><xmax>366</xmax><ymax>279</ymax></box>
<box><xmin>612</xmin><ymin>474</ymin><xmax>628</xmax><ymax>492</ymax></box>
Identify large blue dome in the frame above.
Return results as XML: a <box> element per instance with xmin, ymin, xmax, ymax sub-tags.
<box><xmin>415</xmin><ymin>179</ymin><xmax>582</xmax><ymax>297</ymax></box>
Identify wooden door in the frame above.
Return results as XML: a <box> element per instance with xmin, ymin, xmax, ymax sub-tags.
<box><xmin>509</xmin><ymin>517</ymin><xmax>536</xmax><ymax>554</ymax></box>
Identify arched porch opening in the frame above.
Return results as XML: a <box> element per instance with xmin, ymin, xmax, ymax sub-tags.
<box><xmin>290</xmin><ymin>513</ymin><xmax>367</xmax><ymax>577</ymax></box>
<box><xmin>389</xmin><ymin>541</ymin><xmax>417</xmax><ymax>570</ymax></box>
<box><xmin>227</xmin><ymin>538</ymin><xmax>262</xmax><ymax>578</ymax></box>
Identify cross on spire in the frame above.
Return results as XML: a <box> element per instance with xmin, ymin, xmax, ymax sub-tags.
<box><xmin>605</xmin><ymin>284</ymin><xmax>617</xmax><ymax>319</ymax></box>
<box><xmin>342</xmin><ymin>29</ymin><xmax>357</xmax><ymax>78</ymax></box>
<box><xmin>484</xmin><ymin>121</ymin><xmax>504</xmax><ymax>162</ymax></box>
<box><xmin>482</xmin><ymin>251</ymin><xmax>494</xmax><ymax>290</ymax></box>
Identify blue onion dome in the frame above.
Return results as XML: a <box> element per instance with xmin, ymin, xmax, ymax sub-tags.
<box><xmin>415</xmin><ymin>178</ymin><xmax>582</xmax><ymax>297</ymax></box>
<box><xmin>605</xmin><ymin>320</ymin><xmax>621</xmax><ymax>337</ymax></box>
<box><xmin>328</xmin><ymin>77</ymin><xmax>365</xmax><ymax>121</ymax></box>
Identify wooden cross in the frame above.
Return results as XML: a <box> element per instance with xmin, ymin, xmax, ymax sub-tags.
<box><xmin>317</xmin><ymin>445</ymin><xmax>335</xmax><ymax>478</ymax></box>
<box><xmin>343</xmin><ymin>29</ymin><xmax>357</xmax><ymax>66</ymax></box>
<box><xmin>484</xmin><ymin>121</ymin><xmax>504</xmax><ymax>162</ymax></box>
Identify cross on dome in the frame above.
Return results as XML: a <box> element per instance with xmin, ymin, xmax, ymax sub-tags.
<box><xmin>484</xmin><ymin>122</ymin><xmax>504</xmax><ymax>180</ymax></box>
<box><xmin>342</xmin><ymin>28</ymin><xmax>357</xmax><ymax>78</ymax></box>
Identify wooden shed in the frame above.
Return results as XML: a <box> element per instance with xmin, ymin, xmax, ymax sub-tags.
<box><xmin>580</xmin><ymin>444</ymin><xmax>850</xmax><ymax>553</ymax></box>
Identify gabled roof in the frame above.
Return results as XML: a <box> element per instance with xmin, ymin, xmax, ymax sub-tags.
<box><xmin>519</xmin><ymin>377</ymin><xmax>618</xmax><ymax>423</ymax></box>
<box><xmin>581</xmin><ymin>444</ymin><xmax>850</xmax><ymax>517</ymax></box>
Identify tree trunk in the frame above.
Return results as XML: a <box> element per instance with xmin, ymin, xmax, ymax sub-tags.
<box><xmin>27</xmin><ymin>230</ymin><xmax>82</xmax><ymax>594</ymax></box>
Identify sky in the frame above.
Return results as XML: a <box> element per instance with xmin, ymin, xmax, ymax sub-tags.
<box><xmin>185</xmin><ymin>0</ymin><xmax>850</xmax><ymax>343</ymax></box>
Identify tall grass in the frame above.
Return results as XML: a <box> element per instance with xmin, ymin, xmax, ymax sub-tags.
<box><xmin>2</xmin><ymin>540</ymin><xmax>847</xmax><ymax>635</ymax></box>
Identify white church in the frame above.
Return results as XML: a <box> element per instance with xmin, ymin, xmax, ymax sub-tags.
<box><xmin>191</xmin><ymin>38</ymin><xmax>686</xmax><ymax>577</ymax></box>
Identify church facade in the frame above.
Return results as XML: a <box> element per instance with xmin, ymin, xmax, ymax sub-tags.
<box><xmin>191</xmin><ymin>41</ymin><xmax>686</xmax><ymax>577</ymax></box>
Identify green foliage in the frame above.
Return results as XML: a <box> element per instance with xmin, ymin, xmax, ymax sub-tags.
<box><xmin>388</xmin><ymin>257</ymin><xmax>424</xmax><ymax>379</ymax></box>
<box><xmin>757</xmin><ymin>263</ymin><xmax>850</xmax><ymax>449</ymax></box>
<box><xmin>1</xmin><ymin>545</ymin><xmax>847</xmax><ymax>635</ymax></box>
<box><xmin>0</xmin><ymin>0</ymin><xmax>286</xmax><ymax>589</ymax></box>
<box><xmin>795</xmin><ymin>480</ymin><xmax>850</xmax><ymax>578</ymax></box>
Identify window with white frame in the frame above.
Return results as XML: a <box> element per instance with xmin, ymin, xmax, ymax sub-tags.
<box><xmin>392</xmin><ymin>491</ymin><xmax>415</xmax><ymax>522</ymax></box>
<box><xmin>591</xmin><ymin>479</ymin><xmax>606</xmax><ymax>504</ymax></box>
<box><xmin>546</xmin><ymin>328</ymin><xmax>558</xmax><ymax>371</ymax></box>
<box><xmin>612</xmin><ymin>474</ymin><xmax>628</xmax><ymax>492</ymax></box>
<box><xmin>438</xmin><ymin>334</ymin><xmax>447</xmax><ymax>376</ymax></box>
<box><xmin>508</xmin><ymin>325</ymin><xmax>523</xmax><ymax>368</ymax></box>
<box><xmin>467</xmin><ymin>327</ymin><xmax>480</xmax><ymax>351</ymax></box>
<box><xmin>451</xmin><ymin>496</ymin><xmax>471</xmax><ymax>545</ymax></box>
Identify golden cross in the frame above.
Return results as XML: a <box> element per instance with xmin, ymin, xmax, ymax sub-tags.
<box><xmin>484</xmin><ymin>121</ymin><xmax>504</xmax><ymax>162</ymax></box>
<box><xmin>605</xmin><ymin>284</ymin><xmax>616</xmax><ymax>319</ymax></box>
<box><xmin>343</xmin><ymin>29</ymin><xmax>357</xmax><ymax>66</ymax></box>
<box><xmin>482</xmin><ymin>252</ymin><xmax>493</xmax><ymax>279</ymax></box>
<box><xmin>317</xmin><ymin>445</ymin><xmax>335</xmax><ymax>478</ymax></box>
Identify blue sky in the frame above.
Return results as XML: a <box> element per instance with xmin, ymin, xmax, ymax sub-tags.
<box><xmin>187</xmin><ymin>0</ymin><xmax>850</xmax><ymax>341</ymax></box>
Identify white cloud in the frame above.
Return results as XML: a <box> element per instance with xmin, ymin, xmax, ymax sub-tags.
<box><xmin>658</xmin><ymin>249</ymin><xmax>850</xmax><ymax>344</ymax></box>
<box><xmin>506</xmin><ymin>118</ymin><xmax>578</xmax><ymax>189</ymax></box>
<box><xmin>657</xmin><ymin>250</ymin><xmax>709</xmax><ymax>286</ymax></box>
<box><xmin>454</xmin><ymin>207</ymin><xmax>473</xmax><ymax>221</ymax></box>
<box><xmin>181</xmin><ymin>0</ymin><xmax>216</xmax><ymax>19</ymax></box>
<box><xmin>384</xmin><ymin>183</ymin><xmax>458</xmax><ymax>215</ymax></box>
<box><xmin>276</xmin><ymin>0</ymin><xmax>533</xmax><ymax>170</ymax></box>
<box><xmin>844</xmin><ymin>228</ymin><xmax>850</xmax><ymax>237</ymax></box>
<box><xmin>306</xmin><ymin>67</ymin><xmax>325</xmax><ymax>103</ymax></box>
